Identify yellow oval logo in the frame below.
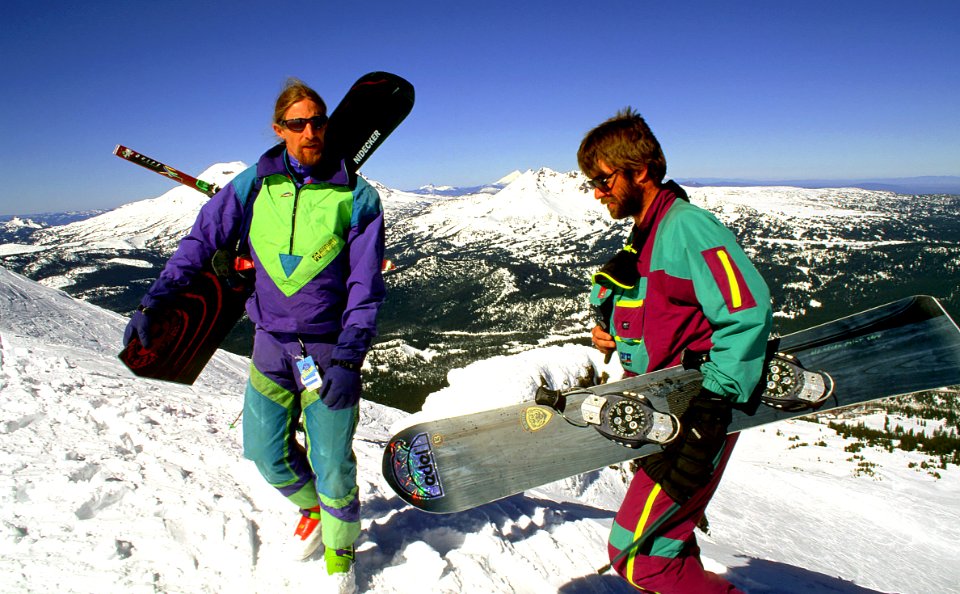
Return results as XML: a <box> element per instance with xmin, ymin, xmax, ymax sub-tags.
<box><xmin>521</xmin><ymin>406</ymin><xmax>553</xmax><ymax>432</ymax></box>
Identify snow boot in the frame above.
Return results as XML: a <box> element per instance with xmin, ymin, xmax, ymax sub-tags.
<box><xmin>325</xmin><ymin>546</ymin><xmax>357</xmax><ymax>594</ymax></box>
<box><xmin>292</xmin><ymin>505</ymin><xmax>323</xmax><ymax>561</ymax></box>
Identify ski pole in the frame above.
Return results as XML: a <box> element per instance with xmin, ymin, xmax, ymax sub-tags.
<box><xmin>113</xmin><ymin>144</ymin><xmax>221</xmax><ymax>197</ymax></box>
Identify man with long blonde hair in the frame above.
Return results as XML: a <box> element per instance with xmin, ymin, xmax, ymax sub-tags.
<box><xmin>125</xmin><ymin>78</ymin><xmax>384</xmax><ymax>593</ymax></box>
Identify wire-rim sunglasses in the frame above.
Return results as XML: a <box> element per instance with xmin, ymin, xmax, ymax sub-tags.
<box><xmin>586</xmin><ymin>170</ymin><xmax>622</xmax><ymax>193</ymax></box>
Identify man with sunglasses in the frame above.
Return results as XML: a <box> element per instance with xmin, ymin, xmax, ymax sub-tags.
<box><xmin>124</xmin><ymin>78</ymin><xmax>384</xmax><ymax>593</ymax></box>
<box><xmin>578</xmin><ymin>108</ymin><xmax>772</xmax><ymax>593</ymax></box>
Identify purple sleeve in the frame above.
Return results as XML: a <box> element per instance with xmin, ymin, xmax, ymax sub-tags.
<box><xmin>332</xmin><ymin>182</ymin><xmax>386</xmax><ymax>361</ymax></box>
<box><xmin>142</xmin><ymin>183</ymin><xmax>247</xmax><ymax>307</ymax></box>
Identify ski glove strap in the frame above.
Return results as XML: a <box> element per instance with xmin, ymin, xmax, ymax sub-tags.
<box><xmin>123</xmin><ymin>307</ymin><xmax>154</xmax><ymax>348</ymax></box>
<box><xmin>320</xmin><ymin>363</ymin><xmax>362</xmax><ymax>410</ymax></box>
<box><xmin>639</xmin><ymin>389</ymin><xmax>732</xmax><ymax>503</ymax></box>
<box><xmin>331</xmin><ymin>358</ymin><xmax>362</xmax><ymax>372</ymax></box>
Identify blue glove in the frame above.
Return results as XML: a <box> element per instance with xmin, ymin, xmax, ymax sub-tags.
<box><xmin>320</xmin><ymin>363</ymin><xmax>362</xmax><ymax>410</ymax></box>
<box><xmin>123</xmin><ymin>307</ymin><xmax>154</xmax><ymax>348</ymax></box>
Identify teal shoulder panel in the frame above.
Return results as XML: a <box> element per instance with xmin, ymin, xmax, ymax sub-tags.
<box><xmin>230</xmin><ymin>165</ymin><xmax>260</xmax><ymax>208</ymax></box>
<box><xmin>653</xmin><ymin>200</ymin><xmax>731</xmax><ymax>277</ymax></box>
<box><xmin>351</xmin><ymin>176</ymin><xmax>383</xmax><ymax>229</ymax></box>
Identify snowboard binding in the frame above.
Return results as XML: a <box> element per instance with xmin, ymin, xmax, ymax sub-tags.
<box><xmin>760</xmin><ymin>352</ymin><xmax>835</xmax><ymax>412</ymax></box>
<box><xmin>685</xmin><ymin>349</ymin><xmax>835</xmax><ymax>413</ymax></box>
<box><xmin>581</xmin><ymin>392</ymin><xmax>680</xmax><ymax>448</ymax></box>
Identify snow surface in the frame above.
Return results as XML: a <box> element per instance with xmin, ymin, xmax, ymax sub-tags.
<box><xmin>0</xmin><ymin>245</ymin><xmax>49</xmax><ymax>257</ymax></box>
<box><xmin>2</xmin><ymin>266</ymin><xmax>958</xmax><ymax>593</ymax></box>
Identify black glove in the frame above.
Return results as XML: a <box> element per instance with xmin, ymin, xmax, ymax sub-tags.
<box><xmin>593</xmin><ymin>248</ymin><xmax>640</xmax><ymax>290</ymax></box>
<box><xmin>320</xmin><ymin>363</ymin><xmax>362</xmax><ymax>410</ymax></box>
<box><xmin>639</xmin><ymin>390</ymin><xmax>733</xmax><ymax>503</ymax></box>
<box><xmin>319</xmin><ymin>327</ymin><xmax>371</xmax><ymax>409</ymax></box>
<box><xmin>122</xmin><ymin>306</ymin><xmax>154</xmax><ymax>348</ymax></box>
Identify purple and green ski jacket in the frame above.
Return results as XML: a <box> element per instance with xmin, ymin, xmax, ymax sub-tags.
<box><xmin>143</xmin><ymin>144</ymin><xmax>385</xmax><ymax>359</ymax></box>
<box><xmin>590</xmin><ymin>185</ymin><xmax>773</xmax><ymax>405</ymax></box>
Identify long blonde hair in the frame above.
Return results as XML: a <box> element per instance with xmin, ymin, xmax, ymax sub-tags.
<box><xmin>272</xmin><ymin>77</ymin><xmax>327</xmax><ymax>125</ymax></box>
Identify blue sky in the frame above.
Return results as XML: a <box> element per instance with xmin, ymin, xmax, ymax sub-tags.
<box><xmin>1</xmin><ymin>0</ymin><xmax>958</xmax><ymax>215</ymax></box>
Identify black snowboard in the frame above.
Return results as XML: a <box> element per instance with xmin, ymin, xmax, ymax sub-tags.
<box><xmin>119</xmin><ymin>72</ymin><xmax>415</xmax><ymax>384</ymax></box>
<box><xmin>383</xmin><ymin>295</ymin><xmax>960</xmax><ymax>513</ymax></box>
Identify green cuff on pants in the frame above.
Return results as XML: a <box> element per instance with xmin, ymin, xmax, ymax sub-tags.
<box><xmin>319</xmin><ymin>487</ymin><xmax>360</xmax><ymax>549</ymax></box>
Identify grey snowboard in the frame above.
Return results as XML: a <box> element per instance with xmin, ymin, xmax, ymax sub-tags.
<box><xmin>383</xmin><ymin>296</ymin><xmax>960</xmax><ymax>513</ymax></box>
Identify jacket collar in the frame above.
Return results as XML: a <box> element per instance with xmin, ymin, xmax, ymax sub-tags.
<box><xmin>630</xmin><ymin>182</ymin><xmax>684</xmax><ymax>248</ymax></box>
<box><xmin>256</xmin><ymin>144</ymin><xmax>350</xmax><ymax>186</ymax></box>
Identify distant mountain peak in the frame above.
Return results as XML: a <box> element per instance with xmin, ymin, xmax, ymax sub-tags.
<box><xmin>3</xmin><ymin>216</ymin><xmax>43</xmax><ymax>230</ymax></box>
<box><xmin>197</xmin><ymin>161</ymin><xmax>247</xmax><ymax>185</ymax></box>
<box><xmin>495</xmin><ymin>170</ymin><xmax>524</xmax><ymax>185</ymax></box>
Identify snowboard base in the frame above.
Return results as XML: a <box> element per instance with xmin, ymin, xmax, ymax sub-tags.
<box><xmin>384</xmin><ymin>296</ymin><xmax>960</xmax><ymax>513</ymax></box>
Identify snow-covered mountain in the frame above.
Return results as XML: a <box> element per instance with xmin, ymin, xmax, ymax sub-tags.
<box><xmin>41</xmin><ymin>163</ymin><xmax>245</xmax><ymax>252</ymax></box>
<box><xmin>374</xmin><ymin>170</ymin><xmax>960</xmax><ymax>408</ymax></box>
<box><xmin>412</xmin><ymin>170</ymin><xmax>522</xmax><ymax>196</ymax></box>
<box><xmin>2</xmin><ymin>266</ymin><xmax>959</xmax><ymax>593</ymax></box>
<box><xmin>1</xmin><ymin>166</ymin><xmax>958</xmax><ymax>412</ymax></box>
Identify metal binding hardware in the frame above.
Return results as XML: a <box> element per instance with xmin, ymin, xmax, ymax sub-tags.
<box><xmin>761</xmin><ymin>352</ymin><xmax>835</xmax><ymax>411</ymax></box>
<box><xmin>582</xmin><ymin>391</ymin><xmax>680</xmax><ymax>448</ymax></box>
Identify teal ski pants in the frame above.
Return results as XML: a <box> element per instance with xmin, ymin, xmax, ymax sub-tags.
<box><xmin>242</xmin><ymin>329</ymin><xmax>360</xmax><ymax>550</ymax></box>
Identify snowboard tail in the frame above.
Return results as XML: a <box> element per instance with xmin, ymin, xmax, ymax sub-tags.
<box><xmin>383</xmin><ymin>295</ymin><xmax>960</xmax><ymax>513</ymax></box>
<box><xmin>119</xmin><ymin>72</ymin><xmax>414</xmax><ymax>385</ymax></box>
<box><xmin>316</xmin><ymin>71</ymin><xmax>415</xmax><ymax>177</ymax></box>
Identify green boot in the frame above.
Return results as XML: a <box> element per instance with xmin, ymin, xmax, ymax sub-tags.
<box><xmin>325</xmin><ymin>546</ymin><xmax>356</xmax><ymax>594</ymax></box>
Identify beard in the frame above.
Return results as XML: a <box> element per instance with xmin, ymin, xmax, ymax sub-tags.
<box><xmin>606</xmin><ymin>177</ymin><xmax>645</xmax><ymax>220</ymax></box>
<box><xmin>294</xmin><ymin>144</ymin><xmax>323</xmax><ymax>167</ymax></box>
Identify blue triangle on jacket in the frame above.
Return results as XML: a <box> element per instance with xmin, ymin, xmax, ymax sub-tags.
<box><xmin>279</xmin><ymin>254</ymin><xmax>302</xmax><ymax>278</ymax></box>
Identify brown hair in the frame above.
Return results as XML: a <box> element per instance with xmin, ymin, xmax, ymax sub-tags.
<box><xmin>272</xmin><ymin>77</ymin><xmax>326</xmax><ymax>124</ymax></box>
<box><xmin>577</xmin><ymin>107</ymin><xmax>667</xmax><ymax>184</ymax></box>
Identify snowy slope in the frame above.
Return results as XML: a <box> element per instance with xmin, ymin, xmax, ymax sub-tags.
<box><xmin>2</xmin><ymin>267</ymin><xmax>959</xmax><ymax>593</ymax></box>
<box><xmin>385</xmin><ymin>167</ymin><xmax>620</xmax><ymax>260</ymax></box>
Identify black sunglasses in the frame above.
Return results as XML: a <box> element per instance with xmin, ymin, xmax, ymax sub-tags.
<box><xmin>586</xmin><ymin>170</ymin><xmax>621</xmax><ymax>193</ymax></box>
<box><xmin>280</xmin><ymin>115</ymin><xmax>329</xmax><ymax>133</ymax></box>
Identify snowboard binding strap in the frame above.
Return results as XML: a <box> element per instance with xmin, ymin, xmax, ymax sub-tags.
<box><xmin>535</xmin><ymin>385</ymin><xmax>589</xmax><ymax>427</ymax></box>
<box><xmin>581</xmin><ymin>392</ymin><xmax>680</xmax><ymax>448</ymax></box>
<box><xmin>686</xmin><ymin>349</ymin><xmax>835</xmax><ymax>413</ymax></box>
<box><xmin>760</xmin><ymin>352</ymin><xmax>835</xmax><ymax>412</ymax></box>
